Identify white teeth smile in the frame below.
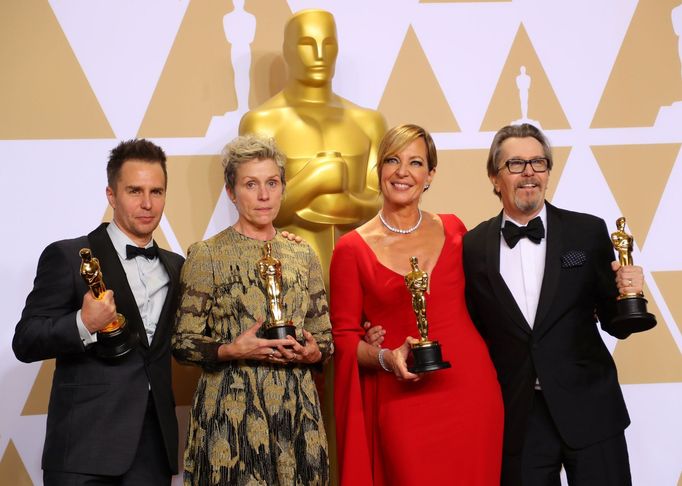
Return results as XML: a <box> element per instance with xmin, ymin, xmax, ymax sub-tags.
<box><xmin>392</xmin><ymin>183</ymin><xmax>411</xmax><ymax>189</ymax></box>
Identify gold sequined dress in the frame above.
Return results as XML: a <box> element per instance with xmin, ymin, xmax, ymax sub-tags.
<box><xmin>172</xmin><ymin>228</ymin><xmax>332</xmax><ymax>486</ymax></box>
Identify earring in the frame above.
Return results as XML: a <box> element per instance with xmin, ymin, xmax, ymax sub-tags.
<box><xmin>424</xmin><ymin>183</ymin><xmax>430</xmax><ymax>191</ymax></box>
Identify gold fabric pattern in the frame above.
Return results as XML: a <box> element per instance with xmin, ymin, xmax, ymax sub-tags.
<box><xmin>173</xmin><ymin>228</ymin><xmax>332</xmax><ymax>485</ymax></box>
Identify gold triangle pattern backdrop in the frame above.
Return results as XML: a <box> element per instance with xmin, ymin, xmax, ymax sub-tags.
<box><xmin>1</xmin><ymin>1</ymin><xmax>681</xmax><ymax>484</ymax></box>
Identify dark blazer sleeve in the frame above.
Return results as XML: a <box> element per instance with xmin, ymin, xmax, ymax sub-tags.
<box><xmin>13</xmin><ymin>239</ymin><xmax>87</xmax><ymax>362</ymax></box>
<box><xmin>463</xmin><ymin>233</ymin><xmax>483</xmax><ymax>338</ymax></box>
<box><xmin>589</xmin><ymin>218</ymin><xmax>625</xmax><ymax>338</ymax></box>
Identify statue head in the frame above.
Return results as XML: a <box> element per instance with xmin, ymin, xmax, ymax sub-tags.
<box><xmin>409</xmin><ymin>256</ymin><xmax>419</xmax><ymax>272</ymax></box>
<box><xmin>283</xmin><ymin>10</ymin><xmax>338</xmax><ymax>87</ymax></box>
<box><xmin>616</xmin><ymin>216</ymin><xmax>626</xmax><ymax>231</ymax></box>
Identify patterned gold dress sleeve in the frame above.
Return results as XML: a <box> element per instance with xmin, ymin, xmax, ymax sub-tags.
<box><xmin>172</xmin><ymin>228</ymin><xmax>332</xmax><ymax>486</ymax></box>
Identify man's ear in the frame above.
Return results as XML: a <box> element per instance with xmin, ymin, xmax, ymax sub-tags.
<box><xmin>106</xmin><ymin>186</ymin><xmax>115</xmax><ymax>209</ymax></box>
<box><xmin>489</xmin><ymin>175</ymin><xmax>500</xmax><ymax>195</ymax></box>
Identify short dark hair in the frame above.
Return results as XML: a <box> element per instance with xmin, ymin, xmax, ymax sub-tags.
<box><xmin>107</xmin><ymin>139</ymin><xmax>167</xmax><ymax>189</ymax></box>
<box><xmin>486</xmin><ymin>124</ymin><xmax>553</xmax><ymax>198</ymax></box>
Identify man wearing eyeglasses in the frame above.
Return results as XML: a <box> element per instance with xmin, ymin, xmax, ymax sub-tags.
<box><xmin>462</xmin><ymin>124</ymin><xmax>649</xmax><ymax>486</ymax></box>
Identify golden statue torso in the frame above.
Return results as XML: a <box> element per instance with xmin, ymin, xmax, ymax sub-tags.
<box><xmin>241</xmin><ymin>94</ymin><xmax>384</xmax><ymax>228</ymax></box>
<box><xmin>240</xmin><ymin>94</ymin><xmax>385</xmax><ymax>284</ymax></box>
<box><xmin>405</xmin><ymin>257</ymin><xmax>430</xmax><ymax>342</ymax></box>
<box><xmin>79</xmin><ymin>248</ymin><xmax>106</xmax><ymax>298</ymax></box>
<box><xmin>239</xmin><ymin>9</ymin><xmax>387</xmax><ymax>285</ymax></box>
<box><xmin>611</xmin><ymin>217</ymin><xmax>634</xmax><ymax>267</ymax></box>
<box><xmin>257</xmin><ymin>242</ymin><xmax>286</xmax><ymax>325</ymax></box>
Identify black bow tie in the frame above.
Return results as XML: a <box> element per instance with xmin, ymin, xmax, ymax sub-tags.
<box><xmin>126</xmin><ymin>244</ymin><xmax>158</xmax><ymax>260</ymax></box>
<box><xmin>501</xmin><ymin>217</ymin><xmax>545</xmax><ymax>248</ymax></box>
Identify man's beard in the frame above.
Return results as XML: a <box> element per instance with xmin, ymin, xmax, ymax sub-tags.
<box><xmin>514</xmin><ymin>192</ymin><xmax>543</xmax><ymax>214</ymax></box>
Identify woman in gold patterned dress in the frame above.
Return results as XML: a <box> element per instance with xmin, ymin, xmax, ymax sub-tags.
<box><xmin>172</xmin><ymin>134</ymin><xmax>333</xmax><ymax>486</ymax></box>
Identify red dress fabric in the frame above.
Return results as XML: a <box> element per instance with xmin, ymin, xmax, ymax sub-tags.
<box><xmin>331</xmin><ymin>214</ymin><xmax>503</xmax><ymax>486</ymax></box>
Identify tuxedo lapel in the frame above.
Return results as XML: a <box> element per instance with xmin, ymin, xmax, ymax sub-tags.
<box><xmin>150</xmin><ymin>244</ymin><xmax>178</xmax><ymax>352</ymax></box>
<box><xmin>486</xmin><ymin>213</ymin><xmax>532</xmax><ymax>334</ymax></box>
<box><xmin>533</xmin><ymin>203</ymin><xmax>562</xmax><ymax>335</ymax></box>
<box><xmin>88</xmin><ymin>224</ymin><xmax>149</xmax><ymax>349</ymax></box>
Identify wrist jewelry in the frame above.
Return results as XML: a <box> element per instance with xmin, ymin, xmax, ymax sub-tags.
<box><xmin>378</xmin><ymin>348</ymin><xmax>391</xmax><ymax>372</ymax></box>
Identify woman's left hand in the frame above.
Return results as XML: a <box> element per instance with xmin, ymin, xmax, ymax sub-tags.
<box><xmin>277</xmin><ymin>330</ymin><xmax>322</xmax><ymax>364</ymax></box>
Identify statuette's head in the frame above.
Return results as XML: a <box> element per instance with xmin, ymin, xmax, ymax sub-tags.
<box><xmin>616</xmin><ymin>217</ymin><xmax>626</xmax><ymax>231</ymax></box>
<box><xmin>284</xmin><ymin>9</ymin><xmax>338</xmax><ymax>86</ymax></box>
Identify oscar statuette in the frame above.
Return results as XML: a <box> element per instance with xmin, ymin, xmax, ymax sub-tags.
<box><xmin>405</xmin><ymin>256</ymin><xmax>451</xmax><ymax>373</ymax></box>
<box><xmin>257</xmin><ymin>242</ymin><xmax>296</xmax><ymax>340</ymax></box>
<box><xmin>79</xmin><ymin>248</ymin><xmax>137</xmax><ymax>358</ymax></box>
<box><xmin>610</xmin><ymin>217</ymin><xmax>656</xmax><ymax>333</ymax></box>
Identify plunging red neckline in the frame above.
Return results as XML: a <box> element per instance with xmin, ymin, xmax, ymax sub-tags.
<box><xmin>353</xmin><ymin>213</ymin><xmax>449</xmax><ymax>285</ymax></box>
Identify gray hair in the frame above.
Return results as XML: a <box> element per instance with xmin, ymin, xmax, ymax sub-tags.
<box><xmin>222</xmin><ymin>134</ymin><xmax>287</xmax><ymax>193</ymax></box>
<box><xmin>486</xmin><ymin>123</ymin><xmax>553</xmax><ymax>197</ymax></box>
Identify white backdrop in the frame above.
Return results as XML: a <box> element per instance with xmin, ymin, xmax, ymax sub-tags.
<box><xmin>1</xmin><ymin>0</ymin><xmax>681</xmax><ymax>484</ymax></box>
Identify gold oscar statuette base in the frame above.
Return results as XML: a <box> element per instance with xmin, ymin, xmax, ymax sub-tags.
<box><xmin>264</xmin><ymin>321</ymin><xmax>297</xmax><ymax>341</ymax></box>
<box><xmin>612</xmin><ymin>295</ymin><xmax>657</xmax><ymax>335</ymax></box>
<box><xmin>408</xmin><ymin>340</ymin><xmax>451</xmax><ymax>374</ymax></box>
<box><xmin>95</xmin><ymin>313</ymin><xmax>138</xmax><ymax>359</ymax></box>
<box><xmin>80</xmin><ymin>247</ymin><xmax>137</xmax><ymax>359</ymax></box>
<box><xmin>610</xmin><ymin>217</ymin><xmax>657</xmax><ymax>335</ymax></box>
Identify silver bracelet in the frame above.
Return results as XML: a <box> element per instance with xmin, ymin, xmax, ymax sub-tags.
<box><xmin>378</xmin><ymin>348</ymin><xmax>391</xmax><ymax>372</ymax></box>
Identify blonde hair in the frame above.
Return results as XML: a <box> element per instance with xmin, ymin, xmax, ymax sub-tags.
<box><xmin>222</xmin><ymin>134</ymin><xmax>287</xmax><ymax>193</ymax></box>
<box><xmin>376</xmin><ymin>124</ymin><xmax>438</xmax><ymax>191</ymax></box>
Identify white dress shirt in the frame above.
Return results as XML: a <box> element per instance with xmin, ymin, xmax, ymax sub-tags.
<box><xmin>499</xmin><ymin>204</ymin><xmax>547</xmax><ymax>329</ymax></box>
<box><xmin>500</xmin><ymin>205</ymin><xmax>547</xmax><ymax>388</ymax></box>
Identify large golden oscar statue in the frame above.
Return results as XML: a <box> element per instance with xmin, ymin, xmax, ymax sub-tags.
<box><xmin>240</xmin><ymin>10</ymin><xmax>387</xmax><ymax>484</ymax></box>
<box><xmin>239</xmin><ymin>9</ymin><xmax>387</xmax><ymax>280</ymax></box>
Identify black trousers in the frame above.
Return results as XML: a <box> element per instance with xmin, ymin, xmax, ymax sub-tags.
<box><xmin>502</xmin><ymin>391</ymin><xmax>632</xmax><ymax>486</ymax></box>
<box><xmin>44</xmin><ymin>393</ymin><xmax>172</xmax><ymax>486</ymax></box>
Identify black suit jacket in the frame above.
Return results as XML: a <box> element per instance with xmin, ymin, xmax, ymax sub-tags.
<box><xmin>13</xmin><ymin>223</ymin><xmax>184</xmax><ymax>476</ymax></box>
<box><xmin>463</xmin><ymin>203</ymin><xmax>636</xmax><ymax>455</ymax></box>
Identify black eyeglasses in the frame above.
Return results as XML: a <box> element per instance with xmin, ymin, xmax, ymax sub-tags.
<box><xmin>502</xmin><ymin>158</ymin><xmax>549</xmax><ymax>174</ymax></box>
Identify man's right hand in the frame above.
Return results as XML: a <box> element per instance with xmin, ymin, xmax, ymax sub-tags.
<box><xmin>81</xmin><ymin>290</ymin><xmax>117</xmax><ymax>333</ymax></box>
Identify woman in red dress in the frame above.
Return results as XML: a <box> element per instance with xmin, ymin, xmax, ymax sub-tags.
<box><xmin>330</xmin><ymin>124</ymin><xmax>503</xmax><ymax>485</ymax></box>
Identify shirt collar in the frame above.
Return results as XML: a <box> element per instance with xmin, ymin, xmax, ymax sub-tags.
<box><xmin>106</xmin><ymin>221</ymin><xmax>154</xmax><ymax>259</ymax></box>
<box><xmin>502</xmin><ymin>203</ymin><xmax>547</xmax><ymax>229</ymax></box>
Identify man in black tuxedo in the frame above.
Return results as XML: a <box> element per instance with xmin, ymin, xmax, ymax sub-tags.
<box><xmin>463</xmin><ymin>124</ymin><xmax>649</xmax><ymax>485</ymax></box>
<box><xmin>13</xmin><ymin>139</ymin><xmax>184</xmax><ymax>486</ymax></box>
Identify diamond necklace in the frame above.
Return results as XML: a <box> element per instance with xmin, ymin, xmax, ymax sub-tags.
<box><xmin>379</xmin><ymin>209</ymin><xmax>422</xmax><ymax>234</ymax></box>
